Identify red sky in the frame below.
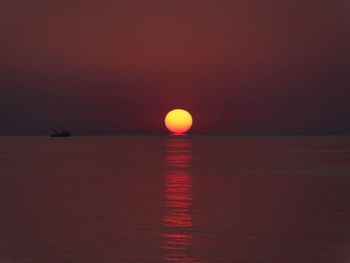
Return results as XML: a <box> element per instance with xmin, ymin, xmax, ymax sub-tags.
<box><xmin>1</xmin><ymin>0</ymin><xmax>350</xmax><ymax>134</ymax></box>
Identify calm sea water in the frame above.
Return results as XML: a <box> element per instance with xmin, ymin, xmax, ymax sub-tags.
<box><xmin>0</xmin><ymin>136</ymin><xmax>350</xmax><ymax>263</ymax></box>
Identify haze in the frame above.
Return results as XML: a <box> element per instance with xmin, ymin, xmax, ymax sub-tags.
<box><xmin>1</xmin><ymin>0</ymin><xmax>349</xmax><ymax>135</ymax></box>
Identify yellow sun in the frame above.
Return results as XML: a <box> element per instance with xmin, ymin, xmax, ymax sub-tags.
<box><xmin>165</xmin><ymin>109</ymin><xmax>193</xmax><ymax>134</ymax></box>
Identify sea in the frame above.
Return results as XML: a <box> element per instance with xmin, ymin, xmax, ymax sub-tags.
<box><xmin>0</xmin><ymin>136</ymin><xmax>350</xmax><ymax>263</ymax></box>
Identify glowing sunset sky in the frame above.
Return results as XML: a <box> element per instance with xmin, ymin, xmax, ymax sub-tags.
<box><xmin>1</xmin><ymin>0</ymin><xmax>349</xmax><ymax>134</ymax></box>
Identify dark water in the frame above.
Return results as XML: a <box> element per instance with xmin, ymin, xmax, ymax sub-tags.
<box><xmin>1</xmin><ymin>136</ymin><xmax>350</xmax><ymax>263</ymax></box>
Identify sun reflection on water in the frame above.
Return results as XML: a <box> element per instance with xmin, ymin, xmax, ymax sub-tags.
<box><xmin>163</xmin><ymin>138</ymin><xmax>194</xmax><ymax>262</ymax></box>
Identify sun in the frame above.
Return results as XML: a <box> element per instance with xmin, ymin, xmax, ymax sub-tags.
<box><xmin>165</xmin><ymin>109</ymin><xmax>193</xmax><ymax>134</ymax></box>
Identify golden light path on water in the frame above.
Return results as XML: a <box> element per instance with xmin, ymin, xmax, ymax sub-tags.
<box><xmin>162</xmin><ymin>138</ymin><xmax>194</xmax><ymax>262</ymax></box>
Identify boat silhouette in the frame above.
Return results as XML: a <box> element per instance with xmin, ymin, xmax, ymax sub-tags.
<box><xmin>50</xmin><ymin>129</ymin><xmax>71</xmax><ymax>137</ymax></box>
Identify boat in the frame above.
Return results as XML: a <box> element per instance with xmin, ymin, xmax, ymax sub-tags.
<box><xmin>50</xmin><ymin>129</ymin><xmax>71</xmax><ymax>137</ymax></box>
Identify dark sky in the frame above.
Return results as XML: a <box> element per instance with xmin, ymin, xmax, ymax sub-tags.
<box><xmin>1</xmin><ymin>0</ymin><xmax>350</xmax><ymax>135</ymax></box>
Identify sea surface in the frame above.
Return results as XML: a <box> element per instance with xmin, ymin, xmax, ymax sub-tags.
<box><xmin>0</xmin><ymin>136</ymin><xmax>350</xmax><ymax>263</ymax></box>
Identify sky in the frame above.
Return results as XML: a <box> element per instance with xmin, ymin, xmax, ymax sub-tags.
<box><xmin>1</xmin><ymin>0</ymin><xmax>350</xmax><ymax>135</ymax></box>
